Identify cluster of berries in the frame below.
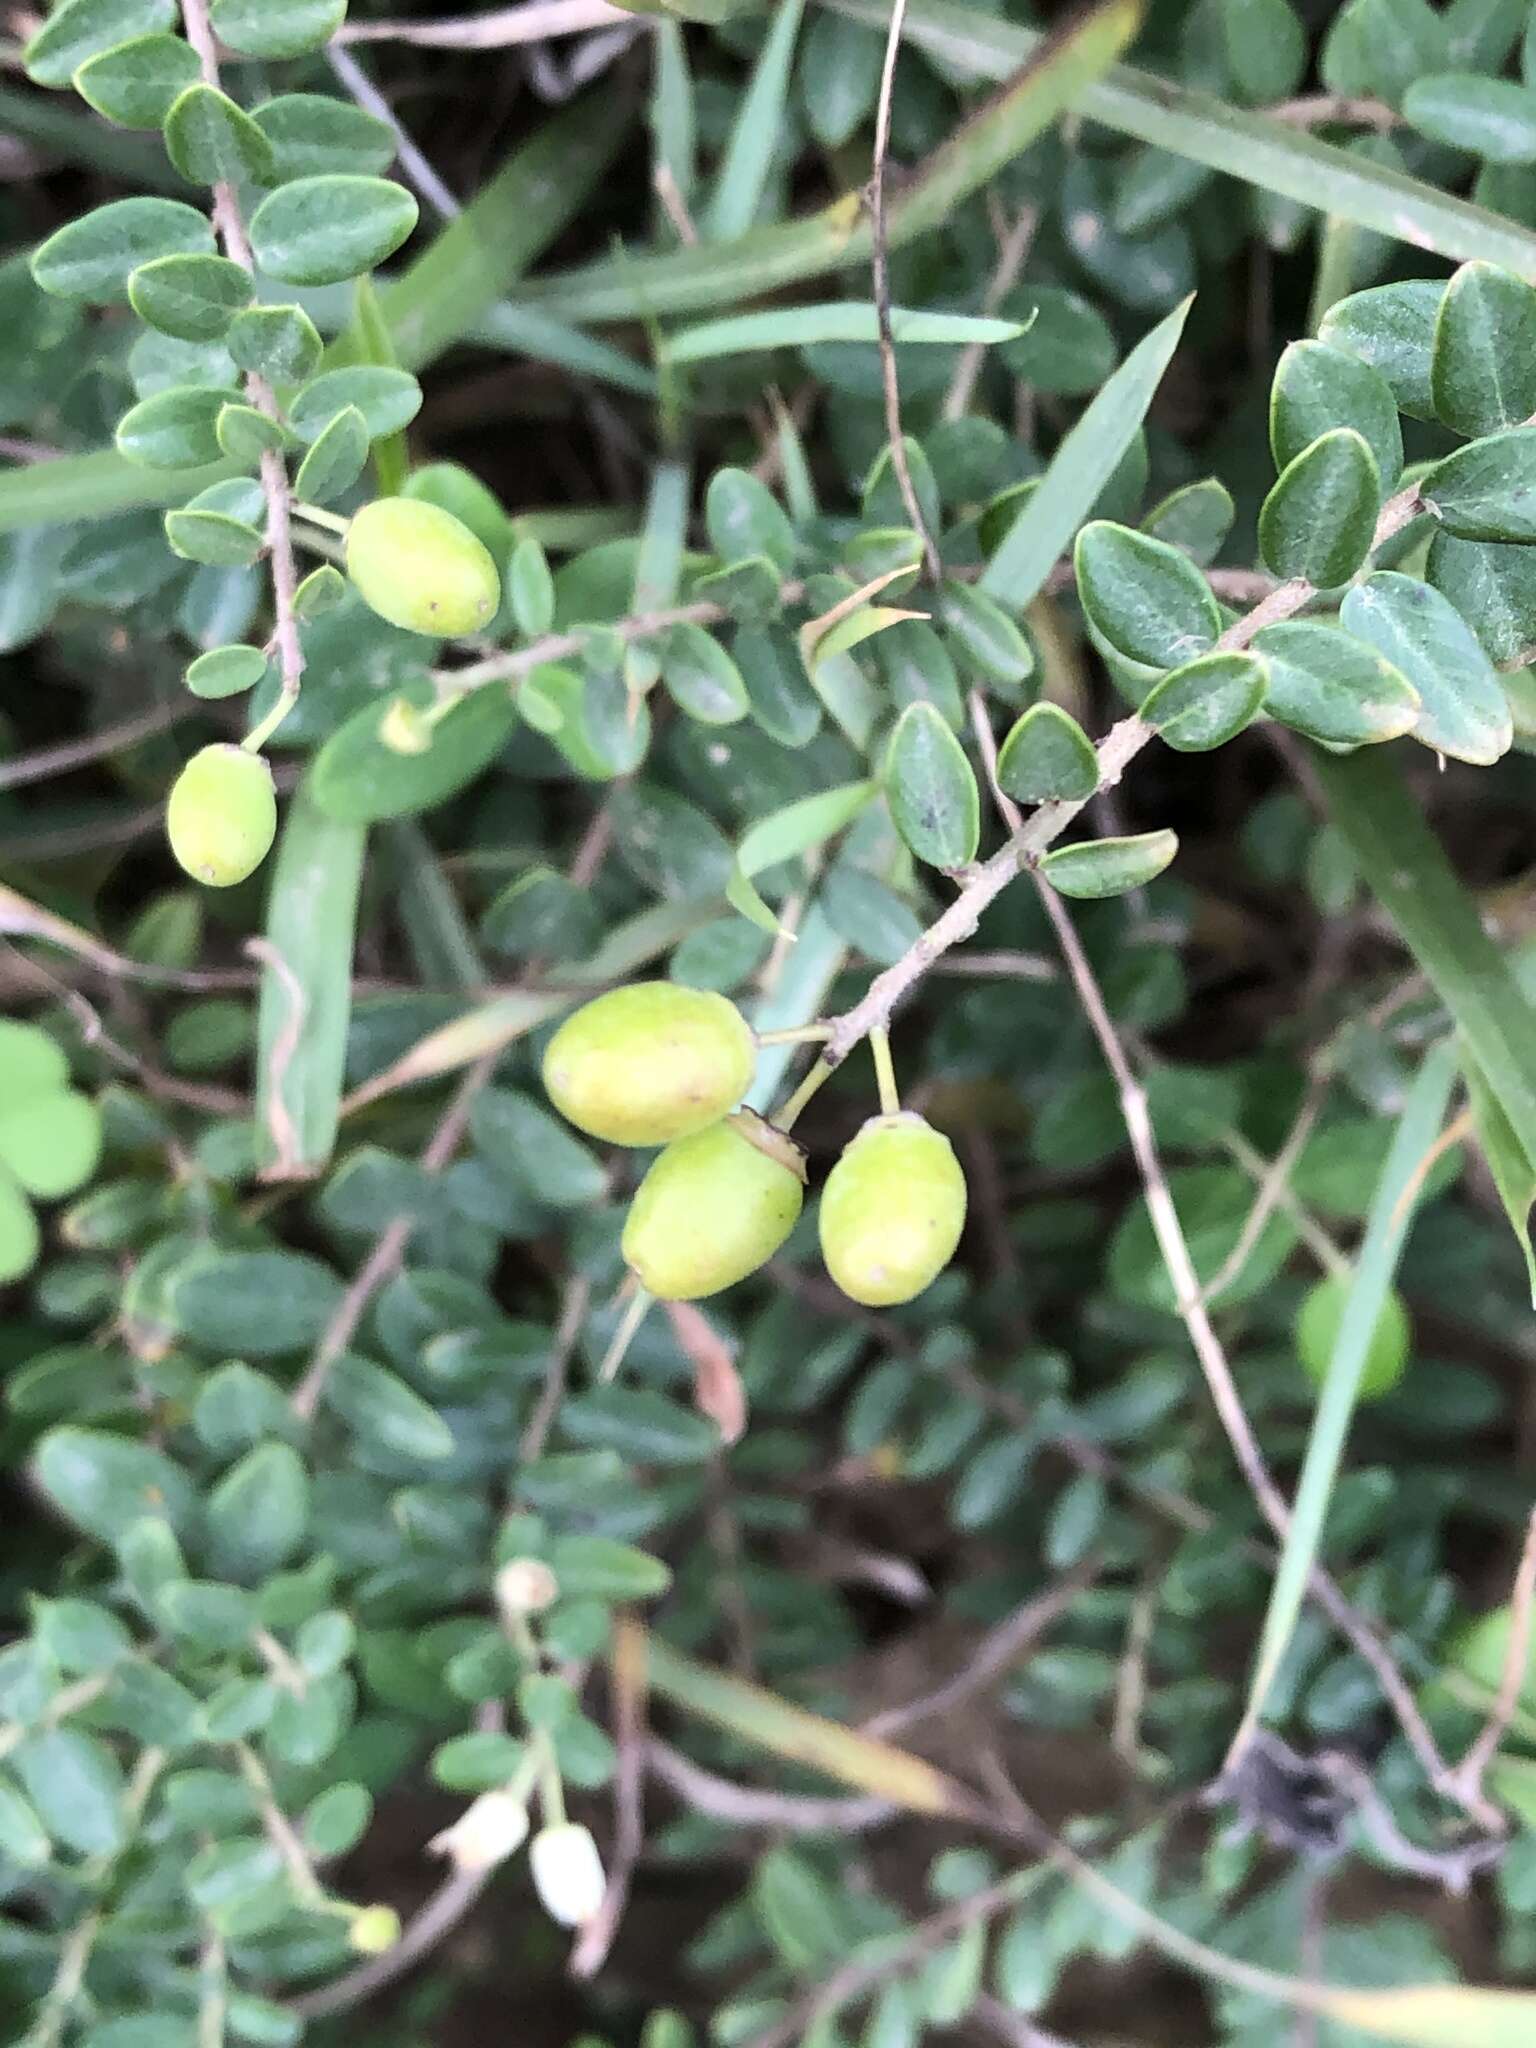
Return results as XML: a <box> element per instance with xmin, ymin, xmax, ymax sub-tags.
<box><xmin>542</xmin><ymin>984</ymin><xmax>968</xmax><ymax>1309</ymax></box>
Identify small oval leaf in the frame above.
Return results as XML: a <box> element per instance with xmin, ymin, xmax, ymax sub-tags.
<box><xmin>883</xmin><ymin>702</ymin><xmax>980</xmax><ymax>871</ymax></box>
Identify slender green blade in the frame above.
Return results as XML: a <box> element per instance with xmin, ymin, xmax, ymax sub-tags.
<box><xmin>829</xmin><ymin>0</ymin><xmax>1536</xmax><ymax>279</ymax></box>
<box><xmin>979</xmin><ymin>296</ymin><xmax>1191</xmax><ymax>610</ymax></box>
<box><xmin>701</xmin><ymin>0</ymin><xmax>806</xmax><ymax>243</ymax></box>
<box><xmin>255</xmin><ymin>778</ymin><xmax>366</xmax><ymax>1179</ymax></box>
<box><xmin>1236</xmin><ymin>1039</ymin><xmax>1458</xmax><ymax>1745</ymax></box>
<box><xmin>664</xmin><ymin>303</ymin><xmax>1025</xmax><ymax>361</ymax></box>
<box><xmin>1312</xmin><ymin>745</ymin><xmax>1536</xmax><ymax>1172</ymax></box>
<box><xmin>0</xmin><ymin>450</ymin><xmax>233</xmax><ymax>534</ymax></box>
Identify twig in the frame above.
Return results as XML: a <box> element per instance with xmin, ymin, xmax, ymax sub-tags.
<box><xmin>647</xmin><ymin>1739</ymin><xmax>895</xmax><ymax>1833</ymax></box>
<box><xmin>569</xmin><ymin>1610</ymin><xmax>649</xmax><ymax>1979</ymax></box>
<box><xmin>944</xmin><ymin>202</ymin><xmax>1037</xmax><ymax>421</ymax></box>
<box><xmin>336</xmin><ymin>0</ymin><xmax>629</xmax><ymax>46</ymax></box>
<box><xmin>1200</xmin><ymin>1070</ymin><xmax>1329</xmax><ymax>1304</ymax></box>
<box><xmin>288</xmin><ymin>1865</ymin><xmax>490</xmax><ymax>2020</ymax></box>
<box><xmin>1031</xmin><ymin>872</ymin><xmax>1470</xmax><ymax>1814</ymax></box>
<box><xmin>1111</xmin><ymin>1569</ymin><xmax>1162</xmax><ymax>1767</ymax></box>
<box><xmin>1447</xmin><ymin>1505</ymin><xmax>1536</xmax><ymax>1815</ymax></box>
<box><xmin>236</xmin><ymin>1745</ymin><xmax>326</xmax><ymax>1905</ymax></box>
<box><xmin>870</xmin><ymin>0</ymin><xmax>943</xmax><ymax>581</ymax></box>
<box><xmin>327</xmin><ymin>45</ymin><xmax>460</xmax><ymax>222</ymax></box>
<box><xmin>1268</xmin><ymin>93</ymin><xmax>1398</xmax><ymax>131</ymax></box>
<box><xmin>521</xmin><ymin>1273</ymin><xmax>591</xmax><ymax>1461</ymax></box>
<box><xmin>180</xmin><ymin>0</ymin><xmax>304</xmax><ymax>735</ymax></box>
<box><xmin>0</xmin><ymin>699</ymin><xmax>194</xmax><ymax>791</ymax></box>
<box><xmin>863</xmin><ymin>1561</ymin><xmax>1096</xmax><ymax>1738</ymax></box>
<box><xmin>290</xmin><ymin>1057</ymin><xmax>495</xmax><ymax>1419</ymax></box>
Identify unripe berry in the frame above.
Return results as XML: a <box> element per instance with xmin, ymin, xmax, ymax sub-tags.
<box><xmin>622</xmin><ymin>1111</ymin><xmax>805</xmax><ymax>1301</ymax></box>
<box><xmin>1295</xmin><ymin>1274</ymin><xmax>1410</xmax><ymax>1399</ymax></box>
<box><xmin>165</xmin><ymin>743</ymin><xmax>277</xmax><ymax>889</ymax></box>
<box><xmin>543</xmin><ymin>982</ymin><xmax>757</xmax><ymax>1148</ymax></box>
<box><xmin>345</xmin><ymin>496</ymin><xmax>501</xmax><ymax>639</ymax></box>
<box><xmin>819</xmin><ymin>1112</ymin><xmax>967</xmax><ymax>1307</ymax></box>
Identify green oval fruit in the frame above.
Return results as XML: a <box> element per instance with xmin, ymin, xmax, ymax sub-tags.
<box><xmin>543</xmin><ymin>982</ymin><xmax>757</xmax><ymax>1147</ymax></box>
<box><xmin>166</xmin><ymin>744</ymin><xmax>277</xmax><ymax>889</ymax></box>
<box><xmin>1295</xmin><ymin>1274</ymin><xmax>1410</xmax><ymax>1399</ymax></box>
<box><xmin>345</xmin><ymin>496</ymin><xmax>501</xmax><ymax>638</ymax></box>
<box><xmin>622</xmin><ymin>1111</ymin><xmax>805</xmax><ymax>1301</ymax></box>
<box><xmin>819</xmin><ymin>1112</ymin><xmax>967</xmax><ymax>1307</ymax></box>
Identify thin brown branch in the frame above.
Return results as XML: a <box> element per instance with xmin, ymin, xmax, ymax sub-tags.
<box><xmin>0</xmin><ymin>698</ymin><xmax>195</xmax><ymax>792</ymax></box>
<box><xmin>871</xmin><ymin>0</ymin><xmax>943</xmax><ymax>581</ymax></box>
<box><xmin>180</xmin><ymin>0</ymin><xmax>305</xmax><ymax>729</ymax></box>
<box><xmin>1448</xmin><ymin>1505</ymin><xmax>1536</xmax><ymax>1815</ymax></box>
<box><xmin>290</xmin><ymin>1057</ymin><xmax>495</xmax><ymax>1420</ymax></box>
<box><xmin>647</xmin><ymin>1739</ymin><xmax>896</xmax><ymax>1833</ymax></box>
<box><xmin>521</xmin><ymin>1274</ymin><xmax>591</xmax><ymax>1461</ymax></box>
<box><xmin>336</xmin><ymin>0</ymin><xmax>629</xmax><ymax>46</ymax></box>
<box><xmin>569</xmin><ymin>1612</ymin><xmax>649</xmax><ymax>1979</ymax></box>
<box><xmin>289</xmin><ymin>1866</ymin><xmax>490</xmax><ymax>2020</ymax></box>
<box><xmin>1268</xmin><ymin>92</ymin><xmax>1398</xmax><ymax>131</ymax></box>
<box><xmin>1031</xmin><ymin>873</ymin><xmax>1476</xmax><ymax>1819</ymax></box>
<box><xmin>944</xmin><ymin>202</ymin><xmax>1038</xmax><ymax>422</ymax></box>
<box><xmin>1200</xmin><ymin>1070</ymin><xmax>1329</xmax><ymax>1304</ymax></box>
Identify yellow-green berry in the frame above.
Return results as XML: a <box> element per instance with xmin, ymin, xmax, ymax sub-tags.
<box><xmin>543</xmin><ymin>982</ymin><xmax>757</xmax><ymax>1148</ymax></box>
<box><xmin>166</xmin><ymin>744</ymin><xmax>277</xmax><ymax>889</ymax></box>
<box><xmin>819</xmin><ymin>1112</ymin><xmax>967</xmax><ymax>1307</ymax></box>
<box><xmin>622</xmin><ymin>1111</ymin><xmax>805</xmax><ymax>1301</ymax></box>
<box><xmin>345</xmin><ymin>496</ymin><xmax>501</xmax><ymax>638</ymax></box>
<box><xmin>1295</xmin><ymin>1274</ymin><xmax>1410</xmax><ymax>1399</ymax></box>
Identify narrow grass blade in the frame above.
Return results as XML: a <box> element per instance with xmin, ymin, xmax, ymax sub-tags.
<box><xmin>979</xmin><ymin>296</ymin><xmax>1191</xmax><ymax>611</ymax></box>
<box><xmin>1320</xmin><ymin>1984</ymin><xmax>1536</xmax><ymax>2048</ymax></box>
<box><xmin>727</xmin><ymin>780</ymin><xmax>878</xmax><ymax>936</ymax></box>
<box><xmin>701</xmin><ymin>0</ymin><xmax>806</xmax><ymax>244</ymax></box>
<box><xmin>628</xmin><ymin>459</ymin><xmax>690</xmax><ymax>692</ymax></box>
<box><xmin>0</xmin><ymin>451</ymin><xmax>233</xmax><ymax>534</ymax></box>
<box><xmin>829</xmin><ymin>0</ymin><xmax>1536</xmax><ymax>280</ymax></box>
<box><xmin>1463</xmin><ymin>1051</ymin><xmax>1536</xmax><ymax>1302</ymax></box>
<box><xmin>345</xmin><ymin>276</ymin><xmax>409</xmax><ymax>495</ymax></box>
<box><xmin>652</xmin><ymin>18</ymin><xmax>697</xmax><ymax>210</ymax></box>
<box><xmin>255</xmin><ymin>779</ymin><xmax>366</xmax><ymax>1180</ymax></box>
<box><xmin>1236</xmin><ymin>1039</ymin><xmax>1458</xmax><ymax>1748</ymax></box>
<box><xmin>527</xmin><ymin>0</ymin><xmax>1142</xmax><ymax>324</ymax></box>
<box><xmin>1312</xmin><ymin>746</ymin><xmax>1536</xmax><ymax>1175</ymax></box>
<box><xmin>638</xmin><ymin>1627</ymin><xmax>962</xmax><ymax>1814</ymax></box>
<box><xmin>746</xmin><ymin>901</ymin><xmax>849</xmax><ymax>1111</ymax></box>
<box><xmin>385</xmin><ymin>821</ymin><xmax>486</xmax><ymax>991</ymax></box>
<box><xmin>472</xmin><ymin>304</ymin><xmax>656</xmax><ymax>396</ymax></box>
<box><xmin>664</xmin><ymin>303</ymin><xmax>1025</xmax><ymax>362</ymax></box>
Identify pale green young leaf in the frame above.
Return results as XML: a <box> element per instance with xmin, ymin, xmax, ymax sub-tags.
<box><xmin>726</xmin><ymin>780</ymin><xmax>877</xmax><ymax>934</ymax></box>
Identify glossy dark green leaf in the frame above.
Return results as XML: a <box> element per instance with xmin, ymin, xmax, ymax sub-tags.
<box><xmin>312</xmin><ymin>685</ymin><xmax>517</xmax><ymax>824</ymax></box>
<box><xmin>210</xmin><ymin>0</ymin><xmax>346</xmax><ymax>57</ymax></box>
<box><xmin>1074</xmin><ymin>520</ymin><xmax>1220</xmax><ymax>669</ymax></box>
<box><xmin>186</xmin><ymin>643</ymin><xmax>268</xmax><ymax>698</ymax></box>
<box><xmin>74</xmin><ymin>32</ymin><xmax>201</xmax><ymax>128</ymax></box>
<box><xmin>798</xmin><ymin>10</ymin><xmax>882</xmax><ymax>147</ymax></box>
<box><xmin>883</xmin><ymin>701</ymin><xmax>980</xmax><ymax>871</ymax></box>
<box><xmin>159</xmin><ymin>1579</ymin><xmax>258</xmax><ymax>1652</ymax></box>
<box><xmin>1270</xmin><ymin>339</ymin><xmax>1402</xmax><ymax>488</ymax></box>
<box><xmin>937</xmin><ymin>581</ymin><xmax>1035</xmax><ymax>688</ymax></box>
<box><xmin>996</xmin><ymin>702</ymin><xmax>1100</xmax><ymax>803</ymax></box>
<box><xmin>291</xmin><ymin>366</ymin><xmax>422</xmax><ymax>444</ymax></box>
<box><xmin>1318</xmin><ymin>278</ymin><xmax>1443</xmax><ymax>423</ymax></box>
<box><xmin>206</xmin><ymin>1444</ymin><xmax>310</xmax><ymax>1581</ymax></box>
<box><xmin>1140</xmin><ymin>649</ymin><xmax>1267</xmax><ymax>751</ymax></box>
<box><xmin>1040</xmin><ymin>829</ymin><xmax>1178</xmax><ymax>899</ymax></box>
<box><xmin>1423</xmin><ymin>426</ymin><xmax>1536</xmax><ymax>542</ymax></box>
<box><xmin>561</xmin><ymin>1385</ymin><xmax>719</xmax><ymax>1466</ymax></box>
<box><xmin>1404</xmin><ymin>72</ymin><xmax>1536</xmax><ymax>163</ymax></box>
<box><xmin>662</xmin><ymin>622</ymin><xmax>750</xmax><ymax>724</ymax></box>
<box><xmin>1340</xmin><ymin>570</ymin><xmax>1513</xmax><ymax>763</ymax></box>
<box><xmin>23</xmin><ymin>0</ymin><xmax>175</xmax><ymax>87</ymax></box>
<box><xmin>735</xmin><ymin>623</ymin><xmax>821</xmax><ymax>745</ymax></box>
<box><xmin>253</xmin><ymin>94</ymin><xmax>396</xmax><ymax>181</ymax></box>
<box><xmin>471</xmin><ymin>1089</ymin><xmax>606</xmax><ymax>1209</ymax></box>
<box><xmin>1430</xmin><ymin>261</ymin><xmax>1536</xmax><ymax>437</ymax></box>
<box><xmin>249</xmin><ymin>176</ymin><xmax>418</xmax><ymax>289</ymax></box>
<box><xmin>997</xmin><ymin>283</ymin><xmax>1118</xmax><ymax>395</ymax></box>
<box><xmin>227</xmin><ymin>302</ymin><xmax>323</xmax><ymax>385</ymax></box>
<box><xmin>705</xmin><ymin>466</ymin><xmax>794</xmax><ymax>573</ymax></box>
<box><xmin>171</xmin><ymin>1249</ymin><xmax>345</xmax><ymax>1356</ymax></box>
<box><xmin>1139</xmin><ymin>477</ymin><xmax>1234</xmax><ymax>567</ymax></box>
<box><xmin>32</xmin><ymin>197</ymin><xmax>215</xmax><ymax>303</ymax></box>
<box><xmin>163</xmin><ymin>84</ymin><xmax>276</xmax><ymax>188</ymax></box>
<box><xmin>129</xmin><ymin>252</ymin><xmax>254</xmax><ymax>343</ymax></box>
<box><xmin>1258</xmin><ymin>428</ymin><xmax>1380</xmax><ymax>586</ymax></box>
<box><xmin>1219</xmin><ymin>0</ymin><xmax>1306</xmax><ymax>103</ymax></box>
<box><xmin>34</xmin><ymin>1427</ymin><xmax>195</xmax><ymax>1542</ymax></box>
<box><xmin>324</xmin><ymin>1352</ymin><xmax>454</xmax><ymax>1462</ymax></box>
<box><xmin>11</xmin><ymin>1730</ymin><xmax>124</xmax><ymax>1857</ymax></box>
<box><xmin>1426</xmin><ymin>528</ymin><xmax>1536</xmax><ymax>665</ymax></box>
<box><xmin>1251</xmin><ymin>620</ymin><xmax>1420</xmax><ymax>746</ymax></box>
<box><xmin>1110</xmin><ymin>146</ymin><xmax>1214</xmax><ymax>237</ymax></box>
<box><xmin>292</xmin><ymin>405</ymin><xmax>368</xmax><ymax>505</ymax></box>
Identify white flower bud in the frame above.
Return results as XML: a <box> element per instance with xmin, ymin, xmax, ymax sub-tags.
<box><xmin>529</xmin><ymin>1821</ymin><xmax>606</xmax><ymax>1927</ymax></box>
<box><xmin>495</xmin><ymin>1557</ymin><xmax>559</xmax><ymax>1616</ymax></box>
<box><xmin>427</xmin><ymin>1791</ymin><xmax>529</xmax><ymax>1875</ymax></box>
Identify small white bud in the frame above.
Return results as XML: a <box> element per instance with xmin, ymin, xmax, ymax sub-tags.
<box><xmin>529</xmin><ymin>1821</ymin><xmax>606</xmax><ymax>1927</ymax></box>
<box><xmin>427</xmin><ymin>1791</ymin><xmax>529</xmax><ymax>1875</ymax></box>
<box><xmin>495</xmin><ymin>1557</ymin><xmax>559</xmax><ymax>1616</ymax></box>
